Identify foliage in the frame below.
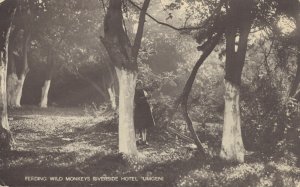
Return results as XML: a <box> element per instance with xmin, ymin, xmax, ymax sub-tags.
<box><xmin>240</xmin><ymin>36</ymin><xmax>299</xmax><ymax>154</ymax></box>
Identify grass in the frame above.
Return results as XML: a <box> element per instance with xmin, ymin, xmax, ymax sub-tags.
<box><xmin>0</xmin><ymin>106</ymin><xmax>299</xmax><ymax>187</ymax></box>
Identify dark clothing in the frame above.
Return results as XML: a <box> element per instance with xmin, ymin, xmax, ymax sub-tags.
<box><xmin>134</xmin><ymin>89</ymin><xmax>155</xmax><ymax>131</ymax></box>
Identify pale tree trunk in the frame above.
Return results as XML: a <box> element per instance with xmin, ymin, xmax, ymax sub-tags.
<box><xmin>9</xmin><ymin>29</ymin><xmax>30</xmax><ymax>108</ymax></box>
<box><xmin>14</xmin><ymin>73</ymin><xmax>26</xmax><ymax>107</ymax></box>
<box><xmin>116</xmin><ymin>68</ymin><xmax>138</xmax><ymax>155</ymax></box>
<box><xmin>0</xmin><ymin>52</ymin><xmax>10</xmax><ymax>132</ymax></box>
<box><xmin>7</xmin><ymin>26</ymin><xmax>20</xmax><ymax>108</ymax></box>
<box><xmin>7</xmin><ymin>73</ymin><xmax>26</xmax><ymax>107</ymax></box>
<box><xmin>0</xmin><ymin>0</ymin><xmax>16</xmax><ymax>150</ymax></box>
<box><xmin>104</xmin><ymin>60</ymin><xmax>117</xmax><ymax>110</ymax></box>
<box><xmin>0</xmin><ymin>49</ymin><xmax>11</xmax><ymax>150</ymax></box>
<box><xmin>7</xmin><ymin>31</ymin><xmax>30</xmax><ymax>108</ymax></box>
<box><xmin>39</xmin><ymin>50</ymin><xmax>55</xmax><ymax>108</ymax></box>
<box><xmin>220</xmin><ymin>80</ymin><xmax>245</xmax><ymax>162</ymax></box>
<box><xmin>108</xmin><ymin>85</ymin><xmax>116</xmax><ymax>110</ymax></box>
<box><xmin>40</xmin><ymin>80</ymin><xmax>51</xmax><ymax>108</ymax></box>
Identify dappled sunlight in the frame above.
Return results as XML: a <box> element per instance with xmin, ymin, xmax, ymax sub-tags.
<box><xmin>278</xmin><ymin>16</ymin><xmax>296</xmax><ymax>35</ymax></box>
<box><xmin>0</xmin><ymin>0</ymin><xmax>299</xmax><ymax>186</ymax></box>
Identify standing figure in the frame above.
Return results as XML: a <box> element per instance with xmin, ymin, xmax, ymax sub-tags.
<box><xmin>134</xmin><ymin>87</ymin><xmax>155</xmax><ymax>146</ymax></box>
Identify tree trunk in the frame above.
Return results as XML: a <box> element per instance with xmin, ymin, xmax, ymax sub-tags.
<box><xmin>7</xmin><ymin>26</ymin><xmax>19</xmax><ymax>107</ymax></box>
<box><xmin>40</xmin><ymin>80</ymin><xmax>51</xmax><ymax>108</ymax></box>
<box><xmin>39</xmin><ymin>50</ymin><xmax>55</xmax><ymax>108</ymax></box>
<box><xmin>13</xmin><ymin>30</ymin><xmax>30</xmax><ymax>107</ymax></box>
<box><xmin>7</xmin><ymin>29</ymin><xmax>30</xmax><ymax>107</ymax></box>
<box><xmin>289</xmin><ymin>17</ymin><xmax>300</xmax><ymax>97</ymax></box>
<box><xmin>115</xmin><ymin>68</ymin><xmax>138</xmax><ymax>155</ymax></box>
<box><xmin>290</xmin><ymin>56</ymin><xmax>300</xmax><ymax>97</ymax></box>
<box><xmin>101</xmin><ymin>0</ymin><xmax>150</xmax><ymax>156</ymax></box>
<box><xmin>180</xmin><ymin>32</ymin><xmax>222</xmax><ymax>155</ymax></box>
<box><xmin>14</xmin><ymin>73</ymin><xmax>26</xmax><ymax>107</ymax></box>
<box><xmin>0</xmin><ymin>0</ymin><xmax>16</xmax><ymax>150</ymax></box>
<box><xmin>220</xmin><ymin>80</ymin><xmax>245</xmax><ymax>162</ymax></box>
<box><xmin>220</xmin><ymin>0</ymin><xmax>252</xmax><ymax>163</ymax></box>
<box><xmin>7</xmin><ymin>72</ymin><xmax>18</xmax><ymax>107</ymax></box>
<box><xmin>108</xmin><ymin>85</ymin><xmax>116</xmax><ymax>110</ymax></box>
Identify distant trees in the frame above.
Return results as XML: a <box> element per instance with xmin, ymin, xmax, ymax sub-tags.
<box><xmin>7</xmin><ymin>0</ymin><xmax>35</xmax><ymax>108</ymax></box>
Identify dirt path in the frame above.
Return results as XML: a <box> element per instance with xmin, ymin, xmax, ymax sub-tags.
<box><xmin>0</xmin><ymin>106</ymin><xmax>191</xmax><ymax>186</ymax></box>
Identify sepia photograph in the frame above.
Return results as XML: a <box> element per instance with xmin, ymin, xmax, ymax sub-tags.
<box><xmin>0</xmin><ymin>0</ymin><xmax>299</xmax><ymax>186</ymax></box>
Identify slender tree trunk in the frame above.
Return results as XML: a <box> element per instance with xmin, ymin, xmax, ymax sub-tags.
<box><xmin>108</xmin><ymin>85</ymin><xmax>116</xmax><ymax>110</ymax></box>
<box><xmin>14</xmin><ymin>73</ymin><xmax>26</xmax><ymax>107</ymax></box>
<box><xmin>289</xmin><ymin>18</ymin><xmax>300</xmax><ymax>97</ymax></box>
<box><xmin>179</xmin><ymin>32</ymin><xmax>222</xmax><ymax>155</ymax></box>
<box><xmin>7</xmin><ymin>29</ymin><xmax>30</xmax><ymax>107</ymax></box>
<box><xmin>40</xmin><ymin>51</ymin><xmax>55</xmax><ymax>108</ymax></box>
<box><xmin>40</xmin><ymin>80</ymin><xmax>51</xmax><ymax>108</ymax></box>
<box><xmin>0</xmin><ymin>0</ymin><xmax>16</xmax><ymax>150</ymax></box>
<box><xmin>7</xmin><ymin>27</ymin><xmax>19</xmax><ymax>107</ymax></box>
<box><xmin>18</xmin><ymin>30</ymin><xmax>30</xmax><ymax>106</ymax></box>
<box><xmin>290</xmin><ymin>55</ymin><xmax>300</xmax><ymax>97</ymax></box>
<box><xmin>105</xmin><ymin>60</ymin><xmax>117</xmax><ymax>110</ymax></box>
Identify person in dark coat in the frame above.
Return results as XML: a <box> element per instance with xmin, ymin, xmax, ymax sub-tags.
<box><xmin>134</xmin><ymin>88</ymin><xmax>155</xmax><ymax>145</ymax></box>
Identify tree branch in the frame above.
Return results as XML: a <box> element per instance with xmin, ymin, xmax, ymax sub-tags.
<box><xmin>179</xmin><ymin>31</ymin><xmax>223</xmax><ymax>155</ymax></box>
<box><xmin>132</xmin><ymin>0</ymin><xmax>150</xmax><ymax>60</ymax></box>
<box><xmin>128</xmin><ymin>0</ymin><xmax>201</xmax><ymax>31</ymax></box>
<box><xmin>128</xmin><ymin>0</ymin><xmax>225</xmax><ymax>33</ymax></box>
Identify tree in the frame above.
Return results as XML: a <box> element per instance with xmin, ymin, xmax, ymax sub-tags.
<box><xmin>40</xmin><ymin>49</ymin><xmax>55</xmax><ymax>107</ymax></box>
<box><xmin>0</xmin><ymin>0</ymin><xmax>17</xmax><ymax>150</ymax></box>
<box><xmin>101</xmin><ymin>0</ymin><xmax>150</xmax><ymax>156</ymax></box>
<box><xmin>30</xmin><ymin>0</ymin><xmax>105</xmax><ymax>108</ymax></box>
<box><xmin>219</xmin><ymin>0</ymin><xmax>254</xmax><ymax>163</ymax></box>
<box><xmin>6</xmin><ymin>0</ymin><xmax>35</xmax><ymax>107</ymax></box>
<box><xmin>276</xmin><ymin>0</ymin><xmax>300</xmax><ymax>97</ymax></box>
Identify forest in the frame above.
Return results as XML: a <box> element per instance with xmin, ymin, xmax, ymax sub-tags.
<box><xmin>0</xmin><ymin>0</ymin><xmax>299</xmax><ymax>186</ymax></box>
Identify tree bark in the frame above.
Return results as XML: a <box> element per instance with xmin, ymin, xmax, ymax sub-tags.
<box><xmin>101</xmin><ymin>0</ymin><xmax>150</xmax><ymax>156</ymax></box>
<box><xmin>180</xmin><ymin>32</ymin><xmax>222</xmax><ymax>155</ymax></box>
<box><xmin>116</xmin><ymin>67</ymin><xmax>138</xmax><ymax>155</ymax></box>
<box><xmin>0</xmin><ymin>0</ymin><xmax>16</xmax><ymax>150</ymax></box>
<box><xmin>220</xmin><ymin>0</ymin><xmax>253</xmax><ymax>163</ymax></box>
<box><xmin>289</xmin><ymin>17</ymin><xmax>300</xmax><ymax>97</ymax></box>
<box><xmin>220</xmin><ymin>80</ymin><xmax>244</xmax><ymax>162</ymax></box>
<box><xmin>40</xmin><ymin>50</ymin><xmax>55</xmax><ymax>108</ymax></box>
<box><xmin>40</xmin><ymin>80</ymin><xmax>51</xmax><ymax>108</ymax></box>
<box><xmin>108</xmin><ymin>85</ymin><xmax>116</xmax><ymax>110</ymax></box>
<box><xmin>104</xmin><ymin>61</ymin><xmax>117</xmax><ymax>110</ymax></box>
<box><xmin>7</xmin><ymin>28</ymin><xmax>30</xmax><ymax>107</ymax></box>
<box><xmin>7</xmin><ymin>26</ymin><xmax>19</xmax><ymax>107</ymax></box>
<box><xmin>290</xmin><ymin>53</ymin><xmax>300</xmax><ymax>97</ymax></box>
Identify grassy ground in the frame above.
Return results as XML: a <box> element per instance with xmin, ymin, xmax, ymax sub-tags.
<box><xmin>0</xmin><ymin>106</ymin><xmax>299</xmax><ymax>187</ymax></box>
